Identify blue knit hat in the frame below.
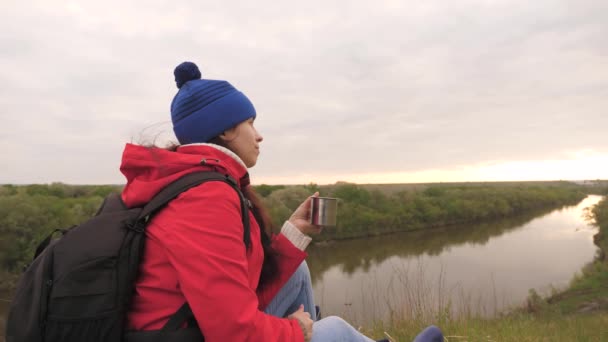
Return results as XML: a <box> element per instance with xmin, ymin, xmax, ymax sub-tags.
<box><xmin>170</xmin><ymin>61</ymin><xmax>256</xmax><ymax>144</ymax></box>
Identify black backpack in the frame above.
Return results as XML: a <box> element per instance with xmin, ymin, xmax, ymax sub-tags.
<box><xmin>5</xmin><ymin>171</ymin><xmax>251</xmax><ymax>342</ymax></box>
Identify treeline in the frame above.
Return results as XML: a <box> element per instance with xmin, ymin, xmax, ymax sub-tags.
<box><xmin>590</xmin><ymin>197</ymin><xmax>608</xmax><ymax>256</ymax></box>
<box><xmin>260</xmin><ymin>182</ymin><xmax>587</xmax><ymax>241</ymax></box>
<box><xmin>0</xmin><ymin>181</ymin><xmax>588</xmax><ymax>290</ymax></box>
<box><xmin>0</xmin><ymin>184</ymin><xmax>122</xmax><ymax>290</ymax></box>
<box><xmin>583</xmin><ymin>180</ymin><xmax>608</xmax><ymax>195</ymax></box>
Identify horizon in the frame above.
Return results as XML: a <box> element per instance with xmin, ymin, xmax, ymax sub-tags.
<box><xmin>3</xmin><ymin>178</ymin><xmax>606</xmax><ymax>187</ymax></box>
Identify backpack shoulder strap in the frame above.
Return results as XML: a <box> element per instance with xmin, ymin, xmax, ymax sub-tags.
<box><xmin>138</xmin><ymin>171</ymin><xmax>251</xmax><ymax>248</ymax></box>
<box><xmin>137</xmin><ymin>171</ymin><xmax>253</xmax><ymax>336</ymax></box>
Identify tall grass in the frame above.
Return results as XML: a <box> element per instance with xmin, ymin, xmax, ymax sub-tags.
<box><xmin>340</xmin><ymin>262</ymin><xmax>608</xmax><ymax>341</ymax></box>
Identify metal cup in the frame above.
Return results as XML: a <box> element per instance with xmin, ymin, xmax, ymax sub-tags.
<box><xmin>309</xmin><ymin>197</ymin><xmax>338</xmax><ymax>227</ymax></box>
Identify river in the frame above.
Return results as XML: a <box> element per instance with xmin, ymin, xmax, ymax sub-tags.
<box><xmin>307</xmin><ymin>195</ymin><xmax>603</xmax><ymax>324</ymax></box>
<box><xmin>0</xmin><ymin>195</ymin><xmax>602</xmax><ymax>334</ymax></box>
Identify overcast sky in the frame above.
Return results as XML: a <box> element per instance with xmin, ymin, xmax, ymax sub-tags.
<box><xmin>1</xmin><ymin>0</ymin><xmax>606</xmax><ymax>185</ymax></box>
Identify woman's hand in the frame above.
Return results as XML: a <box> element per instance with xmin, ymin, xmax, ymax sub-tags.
<box><xmin>288</xmin><ymin>192</ymin><xmax>323</xmax><ymax>235</ymax></box>
<box><xmin>288</xmin><ymin>305</ymin><xmax>313</xmax><ymax>342</ymax></box>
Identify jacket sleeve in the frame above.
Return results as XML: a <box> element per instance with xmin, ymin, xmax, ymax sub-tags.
<box><xmin>151</xmin><ymin>181</ymin><xmax>304</xmax><ymax>342</ymax></box>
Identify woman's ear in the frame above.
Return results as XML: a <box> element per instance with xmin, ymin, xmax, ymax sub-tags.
<box><xmin>219</xmin><ymin>126</ymin><xmax>238</xmax><ymax>142</ymax></box>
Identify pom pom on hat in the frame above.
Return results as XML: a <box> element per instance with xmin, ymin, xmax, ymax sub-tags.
<box><xmin>174</xmin><ymin>61</ymin><xmax>202</xmax><ymax>88</ymax></box>
<box><xmin>170</xmin><ymin>61</ymin><xmax>256</xmax><ymax>144</ymax></box>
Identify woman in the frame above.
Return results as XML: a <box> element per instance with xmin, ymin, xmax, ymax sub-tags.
<box><xmin>121</xmin><ymin>61</ymin><xmax>443</xmax><ymax>342</ymax></box>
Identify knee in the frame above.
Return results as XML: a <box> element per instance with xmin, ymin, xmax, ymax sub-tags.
<box><xmin>414</xmin><ymin>325</ymin><xmax>443</xmax><ymax>342</ymax></box>
<box><xmin>293</xmin><ymin>261</ymin><xmax>311</xmax><ymax>281</ymax></box>
<box><xmin>322</xmin><ymin>316</ymin><xmax>345</xmax><ymax>323</ymax></box>
<box><xmin>313</xmin><ymin>316</ymin><xmax>358</xmax><ymax>339</ymax></box>
<box><xmin>317</xmin><ymin>316</ymin><xmax>349</xmax><ymax>329</ymax></box>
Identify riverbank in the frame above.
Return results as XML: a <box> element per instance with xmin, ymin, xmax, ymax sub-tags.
<box><xmin>262</xmin><ymin>181</ymin><xmax>587</xmax><ymax>242</ymax></box>
<box><xmin>545</xmin><ymin>196</ymin><xmax>608</xmax><ymax>314</ymax></box>
<box><xmin>0</xmin><ymin>182</ymin><xmax>587</xmax><ymax>292</ymax></box>
<box><xmin>364</xmin><ymin>196</ymin><xmax>608</xmax><ymax>341</ymax></box>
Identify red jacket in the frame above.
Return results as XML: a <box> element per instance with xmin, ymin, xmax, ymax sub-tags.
<box><xmin>120</xmin><ymin>143</ymin><xmax>307</xmax><ymax>342</ymax></box>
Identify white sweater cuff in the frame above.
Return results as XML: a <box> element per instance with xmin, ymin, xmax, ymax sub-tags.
<box><xmin>280</xmin><ymin>221</ymin><xmax>312</xmax><ymax>251</ymax></box>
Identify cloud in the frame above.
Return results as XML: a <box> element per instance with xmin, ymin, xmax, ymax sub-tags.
<box><xmin>1</xmin><ymin>0</ymin><xmax>607</xmax><ymax>183</ymax></box>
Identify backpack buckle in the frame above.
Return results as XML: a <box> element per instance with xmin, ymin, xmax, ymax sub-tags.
<box><xmin>126</xmin><ymin>218</ymin><xmax>147</xmax><ymax>233</ymax></box>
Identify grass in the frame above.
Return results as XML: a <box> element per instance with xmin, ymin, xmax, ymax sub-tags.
<box><xmin>366</xmin><ymin>312</ymin><xmax>608</xmax><ymax>341</ymax></box>
<box><xmin>358</xmin><ymin>285</ymin><xmax>608</xmax><ymax>341</ymax></box>
<box><xmin>548</xmin><ymin>264</ymin><xmax>608</xmax><ymax>315</ymax></box>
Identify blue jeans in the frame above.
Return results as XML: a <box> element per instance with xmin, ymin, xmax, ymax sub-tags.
<box><xmin>265</xmin><ymin>261</ymin><xmax>375</xmax><ymax>341</ymax></box>
<box><xmin>265</xmin><ymin>261</ymin><xmax>443</xmax><ymax>342</ymax></box>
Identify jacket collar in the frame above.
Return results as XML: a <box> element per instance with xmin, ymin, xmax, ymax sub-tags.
<box><xmin>120</xmin><ymin>142</ymin><xmax>253</xmax><ymax>208</ymax></box>
<box><xmin>176</xmin><ymin>143</ymin><xmax>250</xmax><ymax>187</ymax></box>
<box><xmin>181</xmin><ymin>143</ymin><xmax>246</xmax><ymax>169</ymax></box>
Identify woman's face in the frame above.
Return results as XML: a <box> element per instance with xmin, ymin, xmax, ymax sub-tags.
<box><xmin>221</xmin><ymin>118</ymin><xmax>263</xmax><ymax>168</ymax></box>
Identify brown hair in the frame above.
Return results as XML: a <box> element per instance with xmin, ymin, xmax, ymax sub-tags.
<box><xmin>208</xmin><ymin>137</ymin><xmax>279</xmax><ymax>288</ymax></box>
<box><xmin>242</xmin><ymin>186</ymin><xmax>278</xmax><ymax>289</ymax></box>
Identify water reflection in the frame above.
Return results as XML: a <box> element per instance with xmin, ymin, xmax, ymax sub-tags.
<box><xmin>308</xmin><ymin>206</ymin><xmax>558</xmax><ymax>281</ymax></box>
<box><xmin>0</xmin><ymin>293</ymin><xmax>8</xmax><ymax>338</ymax></box>
<box><xmin>308</xmin><ymin>196</ymin><xmax>603</xmax><ymax>323</ymax></box>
